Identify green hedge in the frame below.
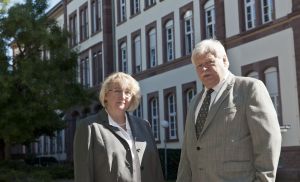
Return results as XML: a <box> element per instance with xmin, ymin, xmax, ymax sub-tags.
<box><xmin>0</xmin><ymin>160</ymin><xmax>73</xmax><ymax>182</ymax></box>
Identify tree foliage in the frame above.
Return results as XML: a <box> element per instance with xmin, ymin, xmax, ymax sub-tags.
<box><xmin>0</xmin><ymin>0</ymin><xmax>91</xmax><ymax>159</ymax></box>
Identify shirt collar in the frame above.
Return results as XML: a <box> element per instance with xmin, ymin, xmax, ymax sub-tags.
<box><xmin>108</xmin><ymin>113</ymin><xmax>130</xmax><ymax>131</ymax></box>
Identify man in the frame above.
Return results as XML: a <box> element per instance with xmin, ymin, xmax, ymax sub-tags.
<box><xmin>176</xmin><ymin>39</ymin><xmax>281</xmax><ymax>182</ymax></box>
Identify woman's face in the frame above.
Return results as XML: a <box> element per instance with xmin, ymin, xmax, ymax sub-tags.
<box><xmin>105</xmin><ymin>82</ymin><xmax>133</xmax><ymax>113</ymax></box>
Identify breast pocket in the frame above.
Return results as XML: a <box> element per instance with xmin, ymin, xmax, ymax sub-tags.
<box><xmin>224</xmin><ymin>106</ymin><xmax>237</xmax><ymax>122</ymax></box>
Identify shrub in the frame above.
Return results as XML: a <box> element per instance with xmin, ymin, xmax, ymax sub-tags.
<box><xmin>0</xmin><ymin>160</ymin><xmax>73</xmax><ymax>181</ymax></box>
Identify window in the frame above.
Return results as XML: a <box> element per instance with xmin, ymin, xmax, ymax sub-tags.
<box><xmin>167</xmin><ymin>94</ymin><xmax>177</xmax><ymax>139</ymax></box>
<box><xmin>69</xmin><ymin>12</ymin><xmax>77</xmax><ymax>46</ymax></box>
<box><xmin>242</xmin><ymin>57</ymin><xmax>282</xmax><ymax>125</ymax></box>
<box><xmin>134</xmin><ymin>36</ymin><xmax>142</xmax><ymax>73</ymax></box>
<box><xmin>244</xmin><ymin>0</ymin><xmax>256</xmax><ymax>30</ymax></box>
<box><xmin>37</xmin><ymin>138</ymin><xmax>42</xmax><ymax>154</ymax></box>
<box><xmin>164</xmin><ymin>87</ymin><xmax>178</xmax><ymax>140</ymax></box>
<box><xmin>91</xmin><ymin>0</ymin><xmax>102</xmax><ymax>34</ymax></box>
<box><xmin>261</xmin><ymin>0</ymin><xmax>273</xmax><ymax>23</ymax></box>
<box><xmin>184</xmin><ymin>10</ymin><xmax>193</xmax><ymax>55</ymax></box>
<box><xmin>92</xmin><ymin>45</ymin><xmax>103</xmax><ymax>86</ymax></box>
<box><xmin>56</xmin><ymin>130</ymin><xmax>63</xmax><ymax>153</ymax></box>
<box><xmin>247</xmin><ymin>71</ymin><xmax>259</xmax><ymax>79</ymax></box>
<box><xmin>50</xmin><ymin>137</ymin><xmax>55</xmax><ymax>154</ymax></box>
<box><xmin>120</xmin><ymin>43</ymin><xmax>127</xmax><ymax>73</ymax></box>
<box><xmin>149</xmin><ymin>29</ymin><xmax>157</xmax><ymax>68</ymax></box>
<box><xmin>182</xmin><ymin>82</ymin><xmax>196</xmax><ymax>129</ymax></box>
<box><xmin>205</xmin><ymin>0</ymin><xmax>215</xmax><ymax>39</ymax></box>
<box><xmin>44</xmin><ymin>136</ymin><xmax>49</xmax><ymax>154</ymax></box>
<box><xmin>80</xmin><ymin>56</ymin><xmax>90</xmax><ymax>88</ymax></box>
<box><xmin>131</xmin><ymin>0</ymin><xmax>140</xmax><ymax>15</ymax></box>
<box><xmin>80</xmin><ymin>4</ymin><xmax>89</xmax><ymax>41</ymax></box>
<box><xmin>133</xmin><ymin>97</ymin><xmax>143</xmax><ymax>118</ymax></box>
<box><xmin>165</xmin><ymin>20</ymin><xmax>174</xmax><ymax>61</ymax></box>
<box><xmin>150</xmin><ymin>97</ymin><xmax>159</xmax><ymax>141</ymax></box>
<box><xmin>186</xmin><ymin>88</ymin><xmax>195</xmax><ymax>105</ymax></box>
<box><xmin>120</xmin><ymin>0</ymin><xmax>126</xmax><ymax>22</ymax></box>
<box><xmin>264</xmin><ymin>67</ymin><xmax>280</xmax><ymax>116</ymax></box>
<box><xmin>145</xmin><ymin>0</ymin><xmax>156</xmax><ymax>8</ymax></box>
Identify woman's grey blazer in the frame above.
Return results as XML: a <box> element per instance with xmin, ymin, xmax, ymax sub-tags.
<box><xmin>74</xmin><ymin>108</ymin><xmax>165</xmax><ymax>182</ymax></box>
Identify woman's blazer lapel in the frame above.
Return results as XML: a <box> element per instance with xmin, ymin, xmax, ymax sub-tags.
<box><xmin>127</xmin><ymin>114</ymin><xmax>147</xmax><ymax>163</ymax></box>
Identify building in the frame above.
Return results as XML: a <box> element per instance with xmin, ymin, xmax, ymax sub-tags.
<box><xmin>29</xmin><ymin>0</ymin><xmax>300</xmax><ymax>180</ymax></box>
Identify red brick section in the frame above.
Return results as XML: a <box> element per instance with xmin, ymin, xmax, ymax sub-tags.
<box><xmin>277</xmin><ymin>146</ymin><xmax>300</xmax><ymax>181</ymax></box>
<box><xmin>102</xmin><ymin>0</ymin><xmax>114</xmax><ymax>77</ymax></box>
<box><xmin>292</xmin><ymin>0</ymin><xmax>300</xmax><ymax>131</ymax></box>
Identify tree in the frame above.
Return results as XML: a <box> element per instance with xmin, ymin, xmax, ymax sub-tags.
<box><xmin>0</xmin><ymin>0</ymin><xmax>92</xmax><ymax>160</ymax></box>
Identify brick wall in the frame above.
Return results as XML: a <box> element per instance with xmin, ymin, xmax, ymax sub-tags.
<box><xmin>276</xmin><ymin>146</ymin><xmax>300</xmax><ymax>181</ymax></box>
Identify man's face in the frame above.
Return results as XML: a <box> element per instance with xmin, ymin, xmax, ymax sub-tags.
<box><xmin>194</xmin><ymin>53</ymin><xmax>228</xmax><ymax>89</ymax></box>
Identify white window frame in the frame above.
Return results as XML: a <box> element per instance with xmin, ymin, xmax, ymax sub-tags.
<box><xmin>261</xmin><ymin>0</ymin><xmax>273</xmax><ymax>23</ymax></box>
<box><xmin>69</xmin><ymin>15</ymin><xmax>77</xmax><ymax>46</ymax></box>
<box><xmin>168</xmin><ymin>94</ymin><xmax>177</xmax><ymax>139</ymax></box>
<box><xmin>133</xmin><ymin>101</ymin><xmax>143</xmax><ymax>118</ymax></box>
<box><xmin>121</xmin><ymin>43</ymin><xmax>127</xmax><ymax>73</ymax></box>
<box><xmin>98</xmin><ymin>0</ymin><xmax>102</xmax><ymax>30</ymax></box>
<box><xmin>120</xmin><ymin>0</ymin><xmax>126</xmax><ymax>22</ymax></box>
<box><xmin>151</xmin><ymin>98</ymin><xmax>159</xmax><ymax>141</ymax></box>
<box><xmin>133</xmin><ymin>0</ymin><xmax>140</xmax><ymax>14</ymax></box>
<box><xmin>56</xmin><ymin>130</ymin><xmax>63</xmax><ymax>153</ymax></box>
<box><xmin>91</xmin><ymin>0</ymin><xmax>97</xmax><ymax>33</ymax></box>
<box><xmin>264</xmin><ymin>67</ymin><xmax>279</xmax><ymax>113</ymax></box>
<box><xmin>82</xmin><ymin>57</ymin><xmax>90</xmax><ymax>87</ymax></box>
<box><xmin>247</xmin><ymin>71</ymin><xmax>259</xmax><ymax>79</ymax></box>
<box><xmin>186</xmin><ymin>88</ymin><xmax>196</xmax><ymax>105</ymax></box>
<box><xmin>134</xmin><ymin>36</ymin><xmax>142</xmax><ymax>72</ymax></box>
<box><xmin>165</xmin><ymin>20</ymin><xmax>174</xmax><ymax>61</ymax></box>
<box><xmin>205</xmin><ymin>1</ymin><xmax>215</xmax><ymax>39</ymax></box>
<box><xmin>244</xmin><ymin>0</ymin><xmax>256</xmax><ymax>30</ymax></box>
<box><xmin>149</xmin><ymin>29</ymin><xmax>157</xmax><ymax>67</ymax></box>
<box><xmin>147</xmin><ymin>0</ymin><xmax>155</xmax><ymax>6</ymax></box>
<box><xmin>184</xmin><ymin>10</ymin><xmax>193</xmax><ymax>55</ymax></box>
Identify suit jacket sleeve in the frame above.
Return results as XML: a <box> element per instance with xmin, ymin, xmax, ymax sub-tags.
<box><xmin>176</xmin><ymin>96</ymin><xmax>196</xmax><ymax>182</ymax></box>
<box><xmin>246</xmin><ymin>80</ymin><xmax>282</xmax><ymax>181</ymax></box>
<box><xmin>74</xmin><ymin>120</ymin><xmax>99</xmax><ymax>182</ymax></box>
<box><xmin>145</xmin><ymin>121</ymin><xmax>165</xmax><ymax>182</ymax></box>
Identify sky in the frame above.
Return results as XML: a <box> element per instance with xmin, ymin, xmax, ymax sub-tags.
<box><xmin>9</xmin><ymin>0</ymin><xmax>61</xmax><ymax>10</ymax></box>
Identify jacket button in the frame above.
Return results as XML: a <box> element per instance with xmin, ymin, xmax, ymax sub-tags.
<box><xmin>196</xmin><ymin>147</ymin><xmax>201</xmax><ymax>150</ymax></box>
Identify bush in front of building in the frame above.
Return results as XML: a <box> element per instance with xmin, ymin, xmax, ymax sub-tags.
<box><xmin>48</xmin><ymin>162</ymin><xmax>74</xmax><ymax>179</ymax></box>
<box><xmin>0</xmin><ymin>160</ymin><xmax>73</xmax><ymax>181</ymax></box>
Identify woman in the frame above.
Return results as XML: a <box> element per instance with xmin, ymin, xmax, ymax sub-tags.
<box><xmin>74</xmin><ymin>72</ymin><xmax>164</xmax><ymax>182</ymax></box>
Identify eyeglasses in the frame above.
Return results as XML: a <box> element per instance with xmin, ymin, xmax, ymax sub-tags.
<box><xmin>108</xmin><ymin>89</ymin><xmax>132</xmax><ymax>98</ymax></box>
<box><xmin>197</xmin><ymin>60</ymin><xmax>216</xmax><ymax>69</ymax></box>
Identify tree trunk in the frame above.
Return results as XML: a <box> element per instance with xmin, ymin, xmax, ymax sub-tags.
<box><xmin>4</xmin><ymin>139</ymin><xmax>11</xmax><ymax>160</ymax></box>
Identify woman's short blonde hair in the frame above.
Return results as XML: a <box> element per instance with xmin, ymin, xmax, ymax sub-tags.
<box><xmin>99</xmin><ymin>72</ymin><xmax>141</xmax><ymax>112</ymax></box>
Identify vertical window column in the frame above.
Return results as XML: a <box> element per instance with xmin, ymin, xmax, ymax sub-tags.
<box><xmin>205</xmin><ymin>1</ymin><xmax>216</xmax><ymax>39</ymax></box>
<box><xmin>245</xmin><ymin>0</ymin><xmax>256</xmax><ymax>30</ymax></box>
